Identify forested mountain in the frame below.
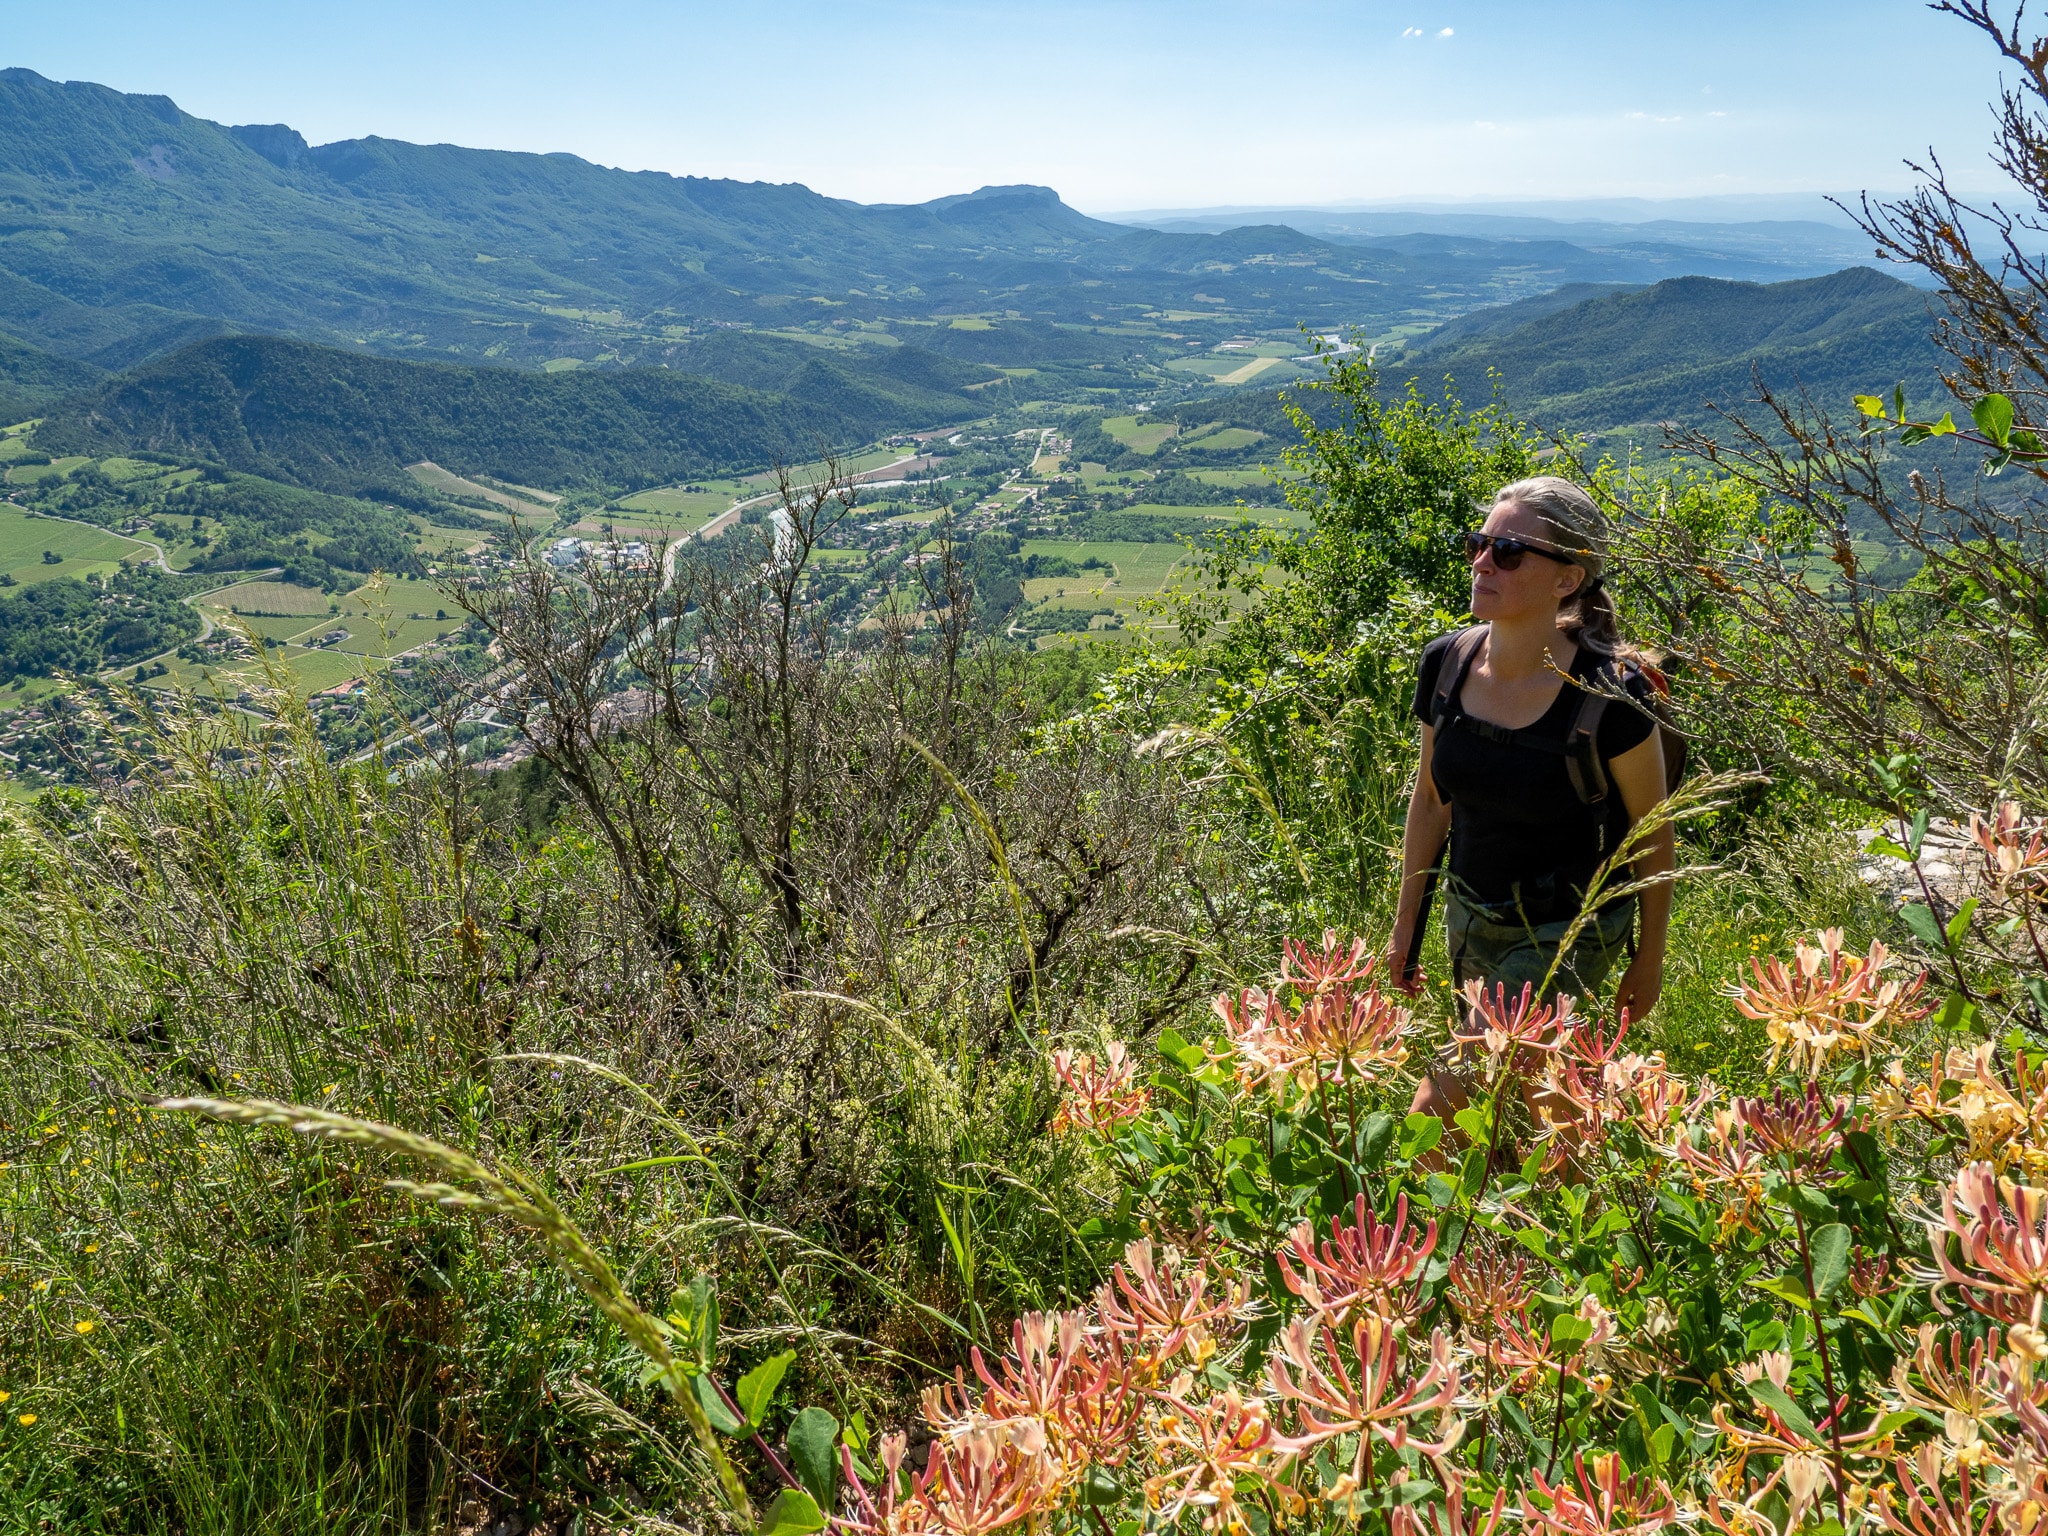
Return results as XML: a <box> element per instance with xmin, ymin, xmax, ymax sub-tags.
<box><xmin>33</xmin><ymin>333</ymin><xmax>984</xmax><ymax>493</ymax></box>
<box><xmin>1399</xmin><ymin>266</ymin><xmax>1948</xmax><ymax>431</ymax></box>
<box><xmin>0</xmin><ymin>328</ymin><xmax>106</xmax><ymax>425</ymax></box>
<box><xmin>0</xmin><ymin>69</ymin><xmax>1903</xmax><ymax>376</ymax></box>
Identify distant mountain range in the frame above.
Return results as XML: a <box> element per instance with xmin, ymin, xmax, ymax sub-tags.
<box><xmin>1397</xmin><ymin>265</ymin><xmax>1948</xmax><ymax>434</ymax></box>
<box><xmin>0</xmin><ymin>68</ymin><xmax>1920</xmax><ymax>381</ymax></box>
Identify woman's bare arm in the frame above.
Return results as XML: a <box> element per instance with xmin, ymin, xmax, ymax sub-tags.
<box><xmin>1607</xmin><ymin>731</ymin><xmax>1673</xmax><ymax>1021</ymax></box>
<box><xmin>1386</xmin><ymin>723</ymin><xmax>1453</xmax><ymax>996</ymax></box>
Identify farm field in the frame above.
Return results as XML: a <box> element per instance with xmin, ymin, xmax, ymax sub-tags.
<box><xmin>146</xmin><ymin>644</ymin><xmax>389</xmax><ymax>702</ymax></box>
<box><xmin>1180</xmin><ymin>425</ymin><xmax>1265</xmax><ymax>451</ymax></box>
<box><xmin>404</xmin><ymin>462</ymin><xmax>541</xmax><ymax>520</ymax></box>
<box><xmin>1099</xmin><ymin>415</ymin><xmax>1175</xmax><ymax>454</ymax></box>
<box><xmin>208</xmin><ymin>579</ymin><xmax>331</xmax><ymax>616</ymax></box>
<box><xmin>3</xmin><ymin>455</ymin><xmax>91</xmax><ymax>485</ymax></box>
<box><xmin>1019</xmin><ymin>539</ymin><xmax>1187</xmax><ymax>621</ymax></box>
<box><xmin>416</xmin><ymin>524</ymin><xmax>496</xmax><ymax>558</ymax></box>
<box><xmin>0</xmin><ymin>506</ymin><xmax>153</xmax><ymax>586</ymax></box>
<box><xmin>1124</xmin><ymin>499</ymin><xmax>1311</xmax><ymax>530</ymax></box>
<box><xmin>611</xmin><ymin>486</ymin><xmax>732</xmax><ymax>529</ymax></box>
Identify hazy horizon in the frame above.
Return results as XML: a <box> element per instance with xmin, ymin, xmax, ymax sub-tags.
<box><xmin>0</xmin><ymin>1</ymin><xmax>2019</xmax><ymax>213</ymax></box>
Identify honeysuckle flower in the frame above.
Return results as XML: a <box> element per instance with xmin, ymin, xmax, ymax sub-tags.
<box><xmin>918</xmin><ymin>1422</ymin><xmax>1062</xmax><ymax>1536</ymax></box>
<box><xmin>1732</xmin><ymin>927</ymin><xmax>1928</xmax><ymax>1076</ymax></box>
<box><xmin>1891</xmin><ymin>1324</ymin><xmax>2012</xmax><ymax>1466</ymax></box>
<box><xmin>1095</xmin><ymin>1239</ymin><xmax>1251</xmax><ymax>1369</ymax></box>
<box><xmin>1266</xmin><ymin>1316</ymin><xmax>1463</xmax><ymax>1490</ymax></box>
<box><xmin>1455</xmin><ymin>980</ymin><xmax>1575</xmax><ymax>1080</ymax></box>
<box><xmin>1050</xmin><ymin>1043</ymin><xmax>1149</xmax><ymax>1135</ymax></box>
<box><xmin>1734</xmin><ymin>1351</ymin><xmax>1792</xmax><ymax>1392</ymax></box>
<box><xmin>1877</xmin><ymin>1441</ymin><xmax>1998</xmax><ymax>1536</ymax></box>
<box><xmin>1522</xmin><ymin>1450</ymin><xmax>1680</xmax><ymax>1536</ymax></box>
<box><xmin>1733</xmin><ymin>1082</ymin><xmax>1852</xmax><ymax>1172</ymax></box>
<box><xmin>1671</xmin><ymin>1109</ymin><xmax>1772</xmax><ymax>1235</ymax></box>
<box><xmin>1142</xmin><ymin>1387</ymin><xmax>1289</xmax><ymax>1534</ymax></box>
<box><xmin>1214</xmin><ymin>963</ymin><xmax>1414</xmax><ymax>1096</ymax></box>
<box><xmin>1925</xmin><ymin>1163</ymin><xmax>2048</xmax><ymax>1326</ymax></box>
<box><xmin>1279</xmin><ymin>929</ymin><xmax>1377</xmax><ymax>995</ymax></box>
<box><xmin>1046</xmin><ymin>1326</ymin><xmax>1151</xmax><ymax>1469</ymax></box>
<box><xmin>1875</xmin><ymin>1044</ymin><xmax>2048</xmax><ymax>1182</ymax></box>
<box><xmin>1445</xmin><ymin>1242</ymin><xmax>1536</xmax><ymax>1340</ymax></box>
<box><xmin>1393</xmin><ymin>1482</ymin><xmax>1511</xmax><ymax>1536</ymax></box>
<box><xmin>1276</xmin><ymin>1192</ymin><xmax>1437</xmax><ymax>1327</ymax></box>
<box><xmin>1971</xmin><ymin>802</ymin><xmax>2048</xmax><ymax>901</ymax></box>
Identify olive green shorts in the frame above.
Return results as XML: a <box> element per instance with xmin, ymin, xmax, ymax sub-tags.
<box><xmin>1445</xmin><ymin>893</ymin><xmax>1636</xmax><ymax>1008</ymax></box>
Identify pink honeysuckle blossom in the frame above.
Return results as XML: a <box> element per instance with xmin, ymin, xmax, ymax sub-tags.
<box><xmin>1275</xmin><ymin>1192</ymin><xmax>1437</xmax><ymax>1326</ymax></box>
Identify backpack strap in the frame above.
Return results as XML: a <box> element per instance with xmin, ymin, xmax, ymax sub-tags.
<box><xmin>1565</xmin><ymin>684</ymin><xmax>1613</xmax><ymax>805</ymax></box>
<box><xmin>1427</xmin><ymin>625</ymin><xmax>1488</xmax><ymax>732</ymax></box>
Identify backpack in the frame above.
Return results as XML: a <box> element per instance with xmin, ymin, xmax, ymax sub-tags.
<box><xmin>1426</xmin><ymin>625</ymin><xmax>1688</xmax><ymax>805</ymax></box>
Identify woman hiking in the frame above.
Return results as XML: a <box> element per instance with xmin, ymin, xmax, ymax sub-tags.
<box><xmin>1384</xmin><ymin>475</ymin><xmax>1674</xmax><ymax>1130</ymax></box>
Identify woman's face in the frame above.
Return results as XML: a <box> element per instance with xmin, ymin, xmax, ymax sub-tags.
<box><xmin>1468</xmin><ymin>497</ymin><xmax>1587</xmax><ymax>623</ymax></box>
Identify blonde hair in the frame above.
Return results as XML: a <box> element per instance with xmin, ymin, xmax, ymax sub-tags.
<box><xmin>1494</xmin><ymin>475</ymin><xmax>1623</xmax><ymax>657</ymax></box>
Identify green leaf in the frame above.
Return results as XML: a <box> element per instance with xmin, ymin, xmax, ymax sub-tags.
<box><xmin>1773</xmin><ymin>1180</ymin><xmax>1835</xmax><ymax>1224</ymax></box>
<box><xmin>756</xmin><ymin>1489</ymin><xmax>826</xmax><ymax>1536</ymax></box>
<box><xmin>1550</xmin><ymin>1312</ymin><xmax>1594</xmax><ymax>1347</ymax></box>
<box><xmin>786</xmin><ymin>1407</ymin><xmax>839</xmax><ymax>1509</ymax></box>
<box><xmin>696</xmin><ymin>1374</ymin><xmax>744</xmax><ymax>1436</ymax></box>
<box><xmin>666</xmin><ymin>1273</ymin><xmax>719</xmax><ymax>1374</ymax></box>
<box><xmin>1752</xmin><ymin>1271</ymin><xmax>1811</xmax><ymax>1308</ymax></box>
<box><xmin>1946</xmin><ymin>897</ymin><xmax>1980</xmax><ymax>946</ymax></box>
<box><xmin>736</xmin><ymin>1350</ymin><xmax>796</xmax><ymax>1429</ymax></box>
<box><xmin>1080</xmin><ymin>1466</ymin><xmax>1123</xmax><ymax>1507</ymax></box>
<box><xmin>1453</xmin><ymin>1105</ymin><xmax>1493</xmax><ymax>1147</ymax></box>
<box><xmin>1650</xmin><ymin>1423</ymin><xmax>1677</xmax><ymax>1467</ymax></box>
<box><xmin>1909</xmin><ymin>808</ymin><xmax>1930</xmax><ymax>857</ymax></box>
<box><xmin>1893</xmin><ymin>382</ymin><xmax>1907</xmax><ymax>423</ymax></box>
<box><xmin>1400</xmin><ymin>1112</ymin><xmax>1444</xmax><ymax>1161</ymax></box>
<box><xmin>1156</xmin><ymin>1027</ymin><xmax>1190</xmax><ymax>1063</ymax></box>
<box><xmin>1357</xmin><ymin>1112</ymin><xmax>1395</xmax><ymax>1168</ymax></box>
<box><xmin>1974</xmin><ymin>392</ymin><xmax>2015</xmax><ymax>447</ymax></box>
<box><xmin>1808</xmin><ymin>1223</ymin><xmax>1852</xmax><ymax>1300</ymax></box>
<box><xmin>1747</xmin><ymin>1378</ymin><xmax>1823</xmax><ymax>1447</ymax></box>
<box><xmin>1927</xmin><ymin>411</ymin><xmax>1958</xmax><ymax>436</ymax></box>
<box><xmin>1864</xmin><ymin>835</ymin><xmax>1912</xmax><ymax>861</ymax></box>
<box><xmin>1852</xmin><ymin>394</ymin><xmax>1888</xmax><ymax>419</ymax></box>
<box><xmin>1901</xmin><ymin>903</ymin><xmax>1944</xmax><ymax>950</ymax></box>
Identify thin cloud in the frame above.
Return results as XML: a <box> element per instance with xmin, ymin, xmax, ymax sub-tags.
<box><xmin>1402</xmin><ymin>26</ymin><xmax>1423</xmax><ymax>36</ymax></box>
<box><xmin>1438</xmin><ymin>26</ymin><xmax>1454</xmax><ymax>37</ymax></box>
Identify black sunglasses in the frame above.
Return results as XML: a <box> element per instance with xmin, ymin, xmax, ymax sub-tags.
<box><xmin>1463</xmin><ymin>530</ymin><xmax>1576</xmax><ymax>571</ymax></box>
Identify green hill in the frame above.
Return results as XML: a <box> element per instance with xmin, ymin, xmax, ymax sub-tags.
<box><xmin>32</xmin><ymin>334</ymin><xmax>983</xmax><ymax>493</ymax></box>
<box><xmin>1401</xmin><ymin>266</ymin><xmax>1947</xmax><ymax>431</ymax></box>
<box><xmin>0</xmin><ymin>70</ymin><xmax>1894</xmax><ymax>377</ymax></box>
<box><xmin>0</xmin><ymin>329</ymin><xmax>107</xmax><ymax>425</ymax></box>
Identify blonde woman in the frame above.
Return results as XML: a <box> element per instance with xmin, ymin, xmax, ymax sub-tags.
<box><xmin>1385</xmin><ymin>476</ymin><xmax>1674</xmax><ymax>1125</ymax></box>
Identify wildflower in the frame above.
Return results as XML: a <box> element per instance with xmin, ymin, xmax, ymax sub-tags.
<box><xmin>1890</xmin><ymin>1324</ymin><xmax>2011</xmax><ymax>1466</ymax></box>
<box><xmin>913</xmin><ymin>1421</ymin><xmax>1062</xmax><ymax>1536</ymax></box>
<box><xmin>1455</xmin><ymin>980</ymin><xmax>1573</xmax><ymax>1081</ymax></box>
<box><xmin>1095</xmin><ymin>1239</ymin><xmax>1251</xmax><ymax>1370</ymax></box>
<box><xmin>1214</xmin><ymin>963</ymin><xmax>1414</xmax><ymax>1097</ymax></box>
<box><xmin>73</xmin><ymin>1320</ymin><xmax>93</xmax><ymax>1334</ymax></box>
<box><xmin>1971</xmin><ymin>802</ymin><xmax>2048</xmax><ymax>902</ymax></box>
<box><xmin>1876</xmin><ymin>1043</ymin><xmax>2048</xmax><ymax>1182</ymax></box>
<box><xmin>1671</xmin><ymin>1109</ymin><xmax>1772</xmax><ymax>1236</ymax></box>
<box><xmin>1143</xmin><ymin>1387</ymin><xmax>1289</xmax><ymax>1534</ymax></box>
<box><xmin>1732</xmin><ymin>927</ymin><xmax>1928</xmax><ymax>1076</ymax></box>
<box><xmin>1925</xmin><ymin>1163</ymin><xmax>2048</xmax><ymax>1326</ymax></box>
<box><xmin>1049</xmin><ymin>1043</ymin><xmax>1149</xmax><ymax>1136</ymax></box>
<box><xmin>1394</xmin><ymin>1482</ymin><xmax>1510</xmax><ymax>1536</ymax></box>
<box><xmin>1266</xmin><ymin>1315</ymin><xmax>1463</xmax><ymax>1489</ymax></box>
<box><xmin>16</xmin><ymin>1414</ymin><xmax>34</xmax><ymax>1426</ymax></box>
<box><xmin>1275</xmin><ymin>1192</ymin><xmax>1437</xmax><ymax>1327</ymax></box>
<box><xmin>1522</xmin><ymin>1450</ymin><xmax>1679</xmax><ymax>1536</ymax></box>
<box><xmin>1279</xmin><ymin>929</ymin><xmax>1377</xmax><ymax>994</ymax></box>
<box><xmin>1733</xmin><ymin>1082</ymin><xmax>1850</xmax><ymax>1172</ymax></box>
<box><xmin>1445</xmin><ymin>1242</ymin><xmax>1536</xmax><ymax>1341</ymax></box>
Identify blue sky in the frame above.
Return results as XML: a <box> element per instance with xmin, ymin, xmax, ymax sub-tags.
<box><xmin>3</xmin><ymin>1</ymin><xmax>2014</xmax><ymax>211</ymax></box>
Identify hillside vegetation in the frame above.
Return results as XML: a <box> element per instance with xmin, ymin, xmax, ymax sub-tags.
<box><xmin>32</xmin><ymin>334</ymin><xmax>985</xmax><ymax>494</ymax></box>
<box><xmin>1402</xmin><ymin>265</ymin><xmax>1946</xmax><ymax>432</ymax></box>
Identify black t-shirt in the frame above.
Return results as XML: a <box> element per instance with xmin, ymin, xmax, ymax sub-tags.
<box><xmin>1412</xmin><ymin>628</ymin><xmax>1656</xmax><ymax>918</ymax></box>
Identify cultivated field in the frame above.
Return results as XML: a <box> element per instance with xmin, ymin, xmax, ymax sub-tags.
<box><xmin>0</xmin><ymin>506</ymin><xmax>152</xmax><ymax>586</ymax></box>
<box><xmin>210</xmin><ymin>580</ymin><xmax>331</xmax><ymax>616</ymax></box>
<box><xmin>1100</xmin><ymin>415</ymin><xmax>1175</xmax><ymax>454</ymax></box>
